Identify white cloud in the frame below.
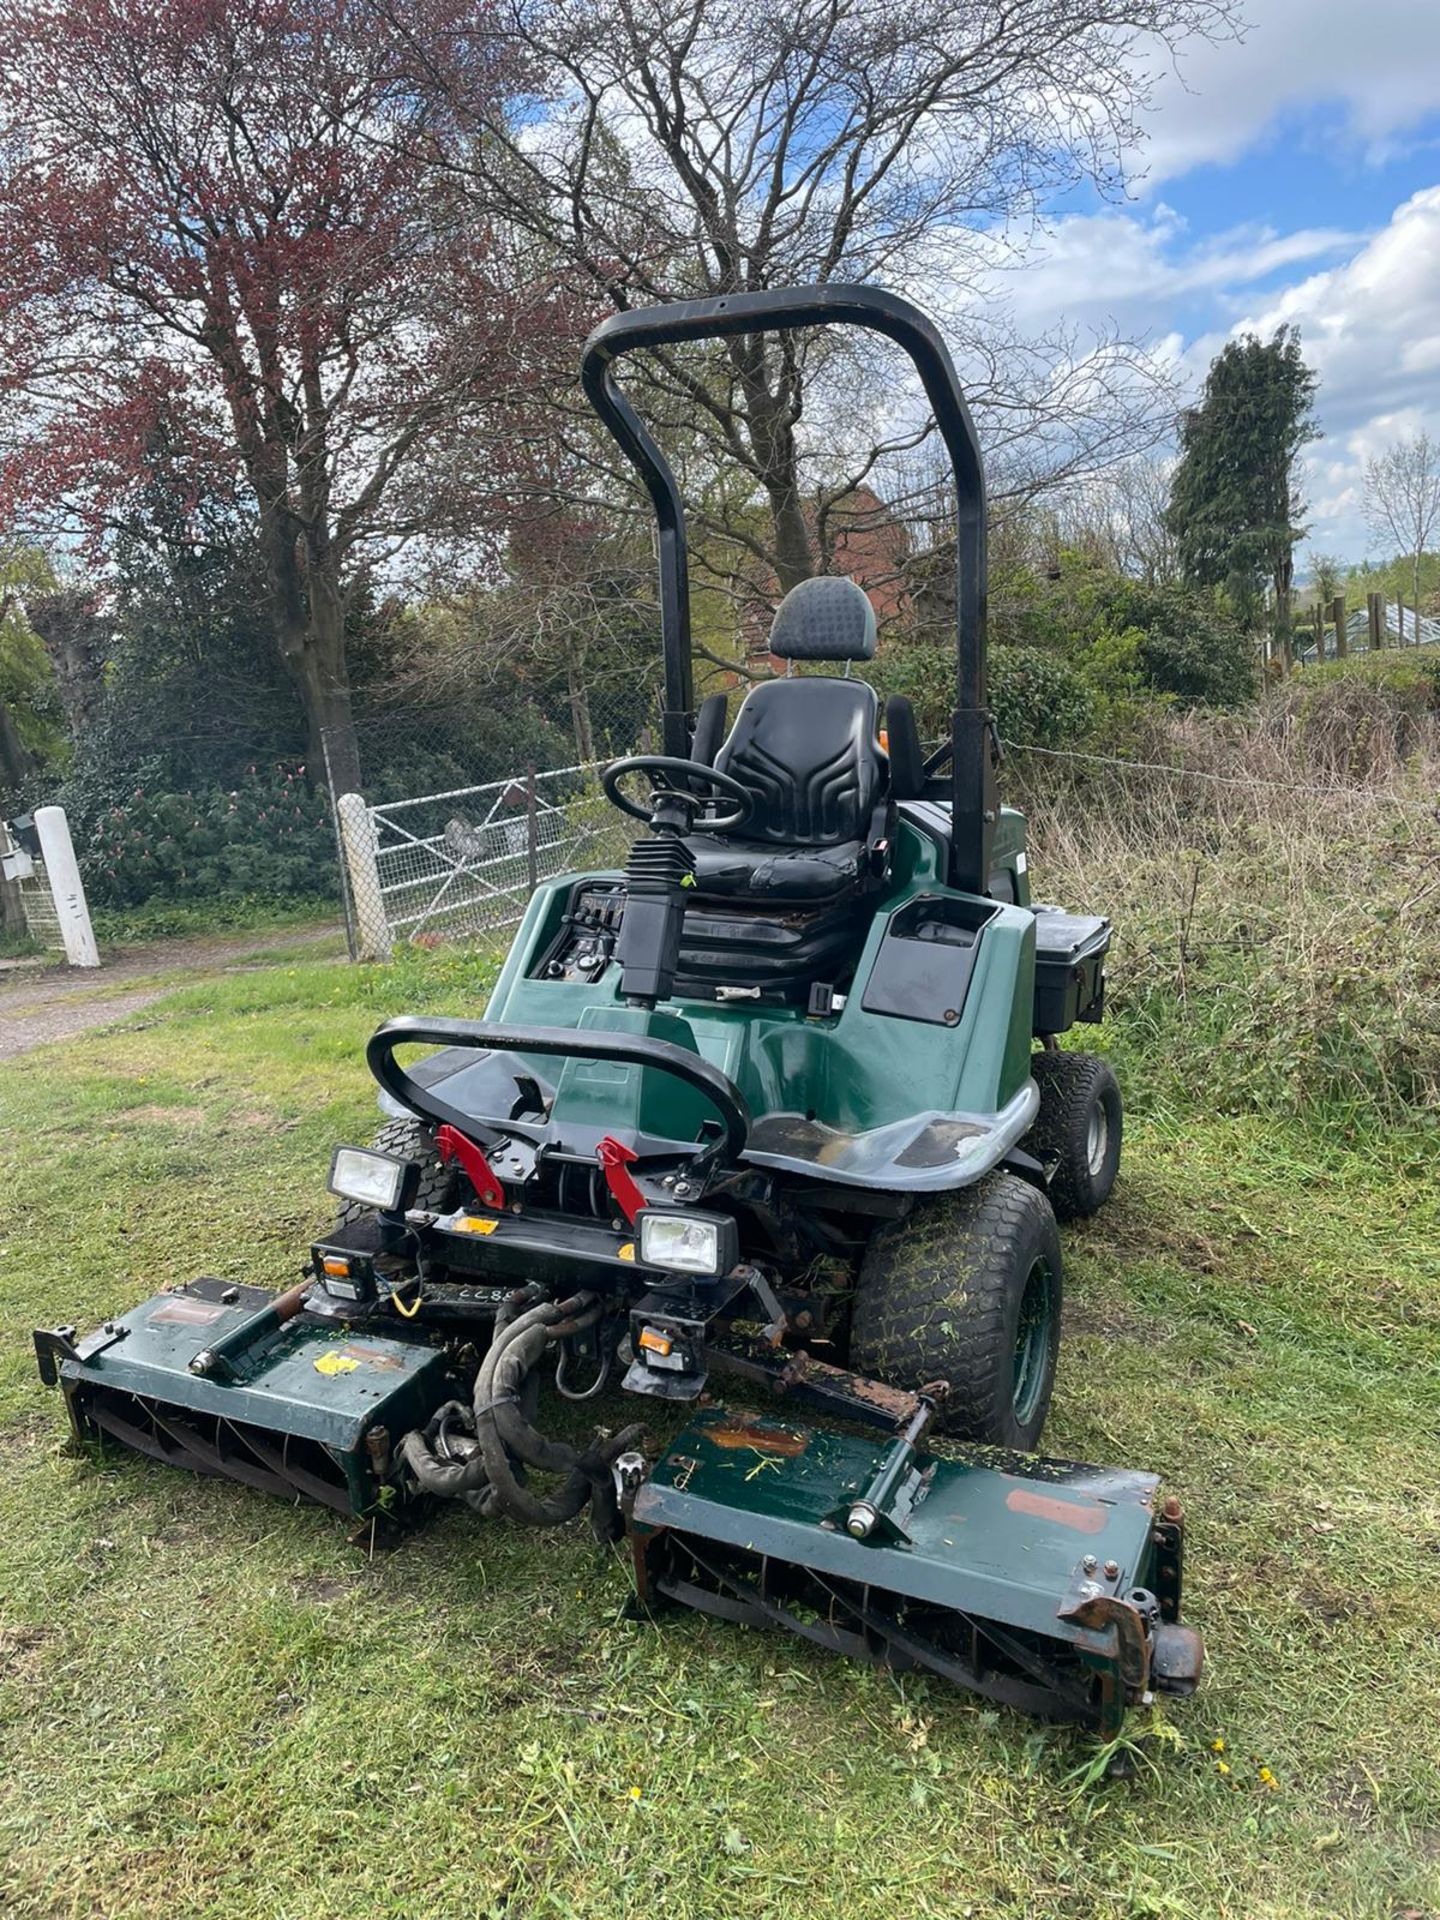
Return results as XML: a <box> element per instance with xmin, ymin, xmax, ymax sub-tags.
<box><xmin>1221</xmin><ymin>187</ymin><xmax>1440</xmax><ymax>553</ymax></box>
<box><xmin>1137</xmin><ymin>0</ymin><xmax>1440</xmax><ymax>186</ymax></box>
<box><xmin>994</xmin><ymin>203</ymin><xmax>1361</xmax><ymax>333</ymax></box>
<box><xmin>977</xmin><ymin>186</ymin><xmax>1440</xmax><ymax>559</ymax></box>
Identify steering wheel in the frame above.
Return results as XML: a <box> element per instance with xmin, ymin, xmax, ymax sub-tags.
<box><xmin>601</xmin><ymin>755</ymin><xmax>753</xmax><ymax>832</ymax></box>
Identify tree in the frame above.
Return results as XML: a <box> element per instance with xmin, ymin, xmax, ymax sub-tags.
<box><xmin>1165</xmin><ymin>328</ymin><xmax>1319</xmax><ymax>663</ymax></box>
<box><xmin>1365</xmin><ymin>433</ymin><xmax>1440</xmax><ymax>646</ymax></box>
<box><xmin>25</xmin><ymin>587</ymin><xmax>110</xmax><ymax>741</ymax></box>
<box><xmin>0</xmin><ymin>0</ymin><xmax>566</xmax><ymax>795</ymax></box>
<box><xmin>1308</xmin><ymin>551</ymin><xmax>1344</xmax><ymax>609</ymax></box>
<box><xmin>0</xmin><ymin>545</ymin><xmax>64</xmax><ymax>805</ymax></box>
<box><xmin>430</xmin><ymin>0</ymin><xmax>1234</xmax><ymax>603</ymax></box>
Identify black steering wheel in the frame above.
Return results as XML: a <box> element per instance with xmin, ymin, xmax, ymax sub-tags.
<box><xmin>601</xmin><ymin>755</ymin><xmax>753</xmax><ymax>832</ymax></box>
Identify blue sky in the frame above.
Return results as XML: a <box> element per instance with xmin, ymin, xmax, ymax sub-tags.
<box><xmin>1012</xmin><ymin>0</ymin><xmax>1440</xmax><ymax>563</ymax></box>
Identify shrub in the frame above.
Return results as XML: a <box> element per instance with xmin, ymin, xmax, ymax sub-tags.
<box><xmin>79</xmin><ymin>764</ymin><xmax>335</xmax><ymax>908</ymax></box>
<box><xmin>990</xmin><ymin>646</ymin><xmax>1095</xmax><ymax>746</ymax></box>
<box><xmin>873</xmin><ymin>641</ymin><xmax>1093</xmax><ymax>747</ymax></box>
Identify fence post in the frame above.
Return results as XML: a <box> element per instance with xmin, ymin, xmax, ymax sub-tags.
<box><xmin>526</xmin><ymin>764</ymin><xmax>539</xmax><ymax>895</ymax></box>
<box><xmin>336</xmin><ymin>792</ymin><xmax>392</xmax><ymax>962</ymax></box>
<box><xmin>1330</xmin><ymin>595</ymin><xmax>1347</xmax><ymax>661</ymax></box>
<box><xmin>1368</xmin><ymin>591</ymin><xmax>1384</xmax><ymax>651</ymax></box>
<box><xmin>34</xmin><ymin>806</ymin><xmax>99</xmax><ymax>968</ymax></box>
<box><xmin>1311</xmin><ymin>603</ymin><xmax>1324</xmax><ymax>663</ymax></box>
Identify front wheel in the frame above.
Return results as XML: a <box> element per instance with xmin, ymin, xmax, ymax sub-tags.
<box><xmin>849</xmin><ymin>1173</ymin><xmax>1063</xmax><ymax>1450</ymax></box>
<box><xmin>1028</xmin><ymin>1051</ymin><xmax>1122</xmax><ymax>1220</ymax></box>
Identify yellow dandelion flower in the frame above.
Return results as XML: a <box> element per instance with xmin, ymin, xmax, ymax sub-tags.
<box><xmin>1215</xmin><ymin>1760</ymin><xmax>1231</xmax><ymax>1777</ymax></box>
<box><xmin>628</xmin><ymin>1786</ymin><xmax>643</xmax><ymax>1801</ymax></box>
<box><xmin>1258</xmin><ymin>1766</ymin><xmax>1278</xmax><ymax>1789</ymax></box>
<box><xmin>1211</xmin><ymin>1738</ymin><xmax>1225</xmax><ymax>1753</ymax></box>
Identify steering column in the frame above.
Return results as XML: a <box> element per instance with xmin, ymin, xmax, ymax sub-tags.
<box><xmin>601</xmin><ymin>755</ymin><xmax>752</xmax><ymax>1007</ymax></box>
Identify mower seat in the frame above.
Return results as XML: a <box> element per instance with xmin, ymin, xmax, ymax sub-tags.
<box><xmin>685</xmin><ymin>578</ymin><xmax>890</xmax><ymax>908</ymax></box>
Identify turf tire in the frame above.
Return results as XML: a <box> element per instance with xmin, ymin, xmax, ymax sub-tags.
<box><xmin>1027</xmin><ymin>1050</ymin><xmax>1122</xmax><ymax>1221</ymax></box>
<box><xmin>850</xmin><ymin>1172</ymin><xmax>1063</xmax><ymax>1449</ymax></box>
<box><xmin>333</xmin><ymin>1117</ymin><xmax>456</xmax><ymax>1227</ymax></box>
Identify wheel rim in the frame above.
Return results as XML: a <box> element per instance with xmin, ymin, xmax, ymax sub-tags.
<box><xmin>1086</xmin><ymin>1100</ymin><xmax>1109</xmax><ymax>1178</ymax></box>
<box><xmin>1012</xmin><ymin>1257</ymin><xmax>1055</xmax><ymax>1429</ymax></box>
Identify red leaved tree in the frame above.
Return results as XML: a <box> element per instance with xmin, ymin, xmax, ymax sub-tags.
<box><xmin>0</xmin><ymin>0</ymin><xmax>570</xmax><ymax>793</ymax></box>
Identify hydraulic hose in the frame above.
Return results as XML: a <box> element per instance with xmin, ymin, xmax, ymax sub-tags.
<box><xmin>473</xmin><ymin>1301</ymin><xmax>595</xmax><ymax>1524</ymax></box>
<box><xmin>398</xmin><ymin>1427</ymin><xmax>491</xmax><ymax>1498</ymax></box>
<box><xmin>471</xmin><ymin>1295</ymin><xmax>643</xmax><ymax>1529</ymax></box>
<box><xmin>398</xmin><ymin>1296</ymin><xmax>642</xmax><ymax>1529</ymax></box>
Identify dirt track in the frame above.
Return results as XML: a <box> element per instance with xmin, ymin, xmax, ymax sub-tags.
<box><xmin>0</xmin><ymin>923</ymin><xmax>342</xmax><ymax>1061</ymax></box>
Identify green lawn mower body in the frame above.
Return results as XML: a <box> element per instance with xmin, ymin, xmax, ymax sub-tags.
<box><xmin>36</xmin><ymin>284</ymin><xmax>1200</xmax><ymax>1734</ymax></box>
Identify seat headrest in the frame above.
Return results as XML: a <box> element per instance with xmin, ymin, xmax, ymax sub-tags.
<box><xmin>768</xmin><ymin>576</ymin><xmax>877</xmax><ymax>662</ymax></box>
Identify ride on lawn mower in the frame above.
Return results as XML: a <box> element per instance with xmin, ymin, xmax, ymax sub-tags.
<box><xmin>36</xmin><ymin>285</ymin><xmax>1202</xmax><ymax>1732</ymax></box>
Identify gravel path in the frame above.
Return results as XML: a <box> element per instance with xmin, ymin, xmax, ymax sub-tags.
<box><xmin>0</xmin><ymin>922</ymin><xmax>343</xmax><ymax>1061</ymax></box>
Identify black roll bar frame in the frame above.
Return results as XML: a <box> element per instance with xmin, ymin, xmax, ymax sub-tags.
<box><xmin>580</xmin><ymin>284</ymin><xmax>996</xmax><ymax>895</ymax></box>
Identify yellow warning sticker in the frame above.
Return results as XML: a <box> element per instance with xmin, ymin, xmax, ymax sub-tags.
<box><xmin>618</xmin><ymin>1242</ymin><xmax>636</xmax><ymax>1262</ymax></box>
<box><xmin>453</xmin><ymin>1215</ymin><xmax>498</xmax><ymax>1235</ymax></box>
<box><xmin>314</xmin><ymin>1351</ymin><xmax>360</xmax><ymax>1376</ymax></box>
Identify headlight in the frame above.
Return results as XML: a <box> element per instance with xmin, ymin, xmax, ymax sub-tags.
<box><xmin>637</xmin><ymin>1209</ymin><xmax>737</xmax><ymax>1277</ymax></box>
<box><xmin>327</xmin><ymin>1145</ymin><xmax>418</xmax><ymax>1214</ymax></box>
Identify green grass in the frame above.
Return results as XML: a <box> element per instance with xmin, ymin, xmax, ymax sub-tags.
<box><xmin>2</xmin><ymin>949</ymin><xmax>1438</xmax><ymax>1919</ymax></box>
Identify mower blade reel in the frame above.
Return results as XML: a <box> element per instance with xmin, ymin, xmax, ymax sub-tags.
<box><xmin>628</xmin><ymin>1409</ymin><xmax>1200</xmax><ymax>1732</ymax></box>
<box><xmin>36</xmin><ymin>1278</ymin><xmax>453</xmax><ymax>1519</ymax></box>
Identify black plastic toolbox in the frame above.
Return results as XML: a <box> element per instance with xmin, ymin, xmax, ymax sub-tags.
<box><xmin>1031</xmin><ymin>908</ymin><xmax>1110</xmax><ymax>1034</ymax></box>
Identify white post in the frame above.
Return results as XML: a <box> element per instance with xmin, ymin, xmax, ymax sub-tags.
<box><xmin>337</xmin><ymin>792</ymin><xmax>392</xmax><ymax>962</ymax></box>
<box><xmin>34</xmin><ymin>805</ymin><xmax>100</xmax><ymax>968</ymax></box>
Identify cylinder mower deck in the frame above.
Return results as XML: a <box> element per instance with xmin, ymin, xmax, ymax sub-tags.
<box><xmin>36</xmin><ymin>1275</ymin><xmax>1201</xmax><ymax>1734</ymax></box>
<box><xmin>628</xmin><ymin>1410</ymin><xmax>1199</xmax><ymax>1734</ymax></box>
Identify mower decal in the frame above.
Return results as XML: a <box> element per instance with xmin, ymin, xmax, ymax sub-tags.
<box><xmin>149</xmin><ymin>1298</ymin><xmax>228</xmax><ymax>1327</ymax></box>
<box><xmin>1004</xmin><ymin>1485</ymin><xmax>1108</xmax><ymax>1534</ymax></box>
<box><xmin>452</xmin><ymin>1215</ymin><xmax>498</xmax><ymax>1235</ymax></box>
<box><xmin>706</xmin><ymin>1417</ymin><xmax>809</xmax><ymax>1457</ymax></box>
<box><xmin>314</xmin><ymin>1351</ymin><xmax>360</xmax><ymax>1376</ymax></box>
<box><xmin>329</xmin><ymin>1343</ymin><xmax>405</xmax><ymax>1371</ymax></box>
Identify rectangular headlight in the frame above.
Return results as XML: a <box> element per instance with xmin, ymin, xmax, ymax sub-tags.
<box><xmin>637</xmin><ymin>1209</ymin><xmax>737</xmax><ymax>1277</ymax></box>
<box><xmin>327</xmin><ymin>1145</ymin><xmax>417</xmax><ymax>1214</ymax></box>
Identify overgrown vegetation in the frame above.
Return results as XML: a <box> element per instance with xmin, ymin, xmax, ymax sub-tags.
<box><xmin>1012</xmin><ymin>654</ymin><xmax>1440</xmax><ymax>1130</ymax></box>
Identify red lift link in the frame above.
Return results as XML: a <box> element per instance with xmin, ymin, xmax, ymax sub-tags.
<box><xmin>435</xmin><ymin>1125</ymin><xmax>506</xmax><ymax>1211</ymax></box>
<box><xmin>596</xmin><ymin>1135</ymin><xmax>646</xmax><ymax>1226</ymax></box>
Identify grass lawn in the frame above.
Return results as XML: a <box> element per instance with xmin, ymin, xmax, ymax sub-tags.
<box><xmin>2</xmin><ymin>945</ymin><xmax>1438</xmax><ymax>1920</ymax></box>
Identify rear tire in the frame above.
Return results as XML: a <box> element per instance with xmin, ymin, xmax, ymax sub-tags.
<box><xmin>850</xmin><ymin>1173</ymin><xmax>1063</xmax><ymax>1450</ymax></box>
<box><xmin>1028</xmin><ymin>1051</ymin><xmax>1122</xmax><ymax>1220</ymax></box>
<box><xmin>333</xmin><ymin>1117</ymin><xmax>456</xmax><ymax>1227</ymax></box>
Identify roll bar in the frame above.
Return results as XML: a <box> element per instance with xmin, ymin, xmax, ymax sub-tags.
<box><xmin>580</xmin><ymin>284</ymin><xmax>997</xmax><ymax>895</ymax></box>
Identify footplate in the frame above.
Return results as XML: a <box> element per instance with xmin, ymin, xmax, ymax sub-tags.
<box><xmin>627</xmin><ymin>1408</ymin><xmax>1201</xmax><ymax>1732</ymax></box>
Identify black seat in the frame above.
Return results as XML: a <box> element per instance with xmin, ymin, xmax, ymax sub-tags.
<box><xmin>685</xmin><ymin>577</ymin><xmax>890</xmax><ymax>908</ymax></box>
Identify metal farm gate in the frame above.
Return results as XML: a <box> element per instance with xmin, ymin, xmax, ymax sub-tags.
<box><xmin>337</xmin><ymin>763</ymin><xmax>634</xmax><ymax>957</ymax></box>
